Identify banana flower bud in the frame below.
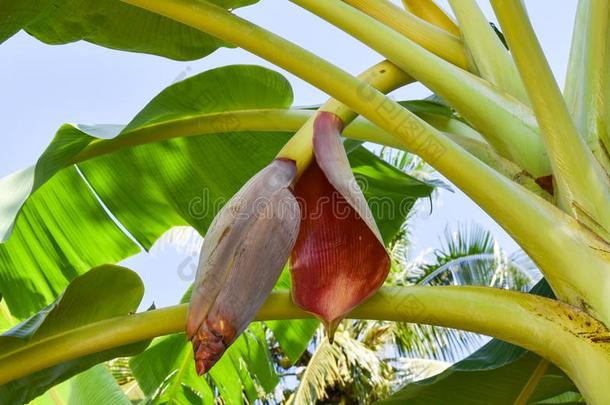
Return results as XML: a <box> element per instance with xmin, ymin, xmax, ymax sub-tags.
<box><xmin>186</xmin><ymin>158</ymin><xmax>300</xmax><ymax>375</ymax></box>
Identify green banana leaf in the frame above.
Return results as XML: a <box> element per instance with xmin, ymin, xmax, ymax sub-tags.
<box><xmin>379</xmin><ymin>344</ymin><xmax>579</xmax><ymax>405</ymax></box>
<box><xmin>62</xmin><ymin>365</ymin><xmax>131</xmax><ymax>405</ymax></box>
<box><xmin>0</xmin><ymin>64</ymin><xmax>434</xmax><ymax>320</ymax></box>
<box><xmin>0</xmin><ymin>0</ymin><xmax>258</xmax><ymax>60</ymax></box>
<box><xmin>131</xmin><ymin>326</ymin><xmax>280</xmax><ymax>405</ymax></box>
<box><xmin>29</xmin><ymin>365</ymin><xmax>132</xmax><ymax>405</ymax></box>
<box><xmin>130</xmin><ymin>333</ymin><xmax>215</xmax><ymax>404</ymax></box>
<box><xmin>131</xmin><ymin>284</ymin><xmax>278</xmax><ymax>404</ymax></box>
<box><xmin>380</xmin><ymin>280</ymin><xmax>581</xmax><ymax>404</ymax></box>
<box><xmin>0</xmin><ymin>64</ymin><xmax>294</xmax><ymax>317</ymax></box>
<box><xmin>0</xmin><ymin>265</ymin><xmax>149</xmax><ymax>404</ymax></box>
<box><xmin>0</xmin><ymin>168</ymin><xmax>141</xmax><ymax>319</ymax></box>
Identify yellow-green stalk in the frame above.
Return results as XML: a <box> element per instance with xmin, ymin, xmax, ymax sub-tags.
<box><xmin>564</xmin><ymin>0</ymin><xmax>610</xmax><ymax>173</ymax></box>
<box><xmin>401</xmin><ymin>0</ymin><xmax>461</xmax><ymax>36</ymax></box>
<box><xmin>343</xmin><ymin>0</ymin><xmax>469</xmax><ymax>69</ymax></box>
<box><xmin>491</xmin><ymin>0</ymin><xmax>610</xmax><ymax>241</ymax></box>
<box><xmin>292</xmin><ymin>0</ymin><xmax>551</xmax><ymax>178</ymax></box>
<box><xmin>1</xmin><ymin>288</ymin><xmax>609</xmax><ymax>403</ymax></box>
<box><xmin>448</xmin><ymin>0</ymin><xmax>529</xmax><ymax>104</ymax></box>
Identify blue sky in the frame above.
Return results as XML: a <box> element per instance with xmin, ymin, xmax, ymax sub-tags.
<box><xmin>1</xmin><ymin>1</ymin><xmax>578</xmax><ymax>308</ymax></box>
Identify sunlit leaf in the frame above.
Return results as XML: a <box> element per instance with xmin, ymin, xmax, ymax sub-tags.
<box><xmin>0</xmin><ymin>168</ymin><xmax>139</xmax><ymax>318</ymax></box>
<box><xmin>0</xmin><ymin>65</ymin><xmax>292</xmax><ymax>317</ymax></box>
<box><xmin>29</xmin><ymin>365</ymin><xmax>132</xmax><ymax>405</ymax></box>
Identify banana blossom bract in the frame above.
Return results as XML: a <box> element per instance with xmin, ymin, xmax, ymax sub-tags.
<box><xmin>290</xmin><ymin>112</ymin><xmax>390</xmax><ymax>335</ymax></box>
<box><xmin>187</xmin><ymin>158</ymin><xmax>300</xmax><ymax>374</ymax></box>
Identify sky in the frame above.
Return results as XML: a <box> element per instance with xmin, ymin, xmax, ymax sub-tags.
<box><xmin>0</xmin><ymin>1</ymin><xmax>578</xmax><ymax>308</ymax></box>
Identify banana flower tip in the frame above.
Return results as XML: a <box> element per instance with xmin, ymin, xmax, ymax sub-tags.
<box><xmin>325</xmin><ymin>319</ymin><xmax>341</xmax><ymax>344</ymax></box>
<box><xmin>191</xmin><ymin>326</ymin><xmax>226</xmax><ymax>375</ymax></box>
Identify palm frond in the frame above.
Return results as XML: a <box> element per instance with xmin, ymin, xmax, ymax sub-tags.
<box><xmin>377</xmin><ymin>147</ymin><xmax>431</xmax><ymax>175</ymax></box>
<box><xmin>386</xmin><ymin>321</ymin><xmax>485</xmax><ymax>363</ymax></box>
<box><xmin>108</xmin><ymin>357</ymin><xmax>134</xmax><ymax>386</ymax></box>
<box><xmin>382</xmin><ymin>224</ymin><xmax>541</xmax><ymax>364</ymax></box>
<box><xmin>392</xmin><ymin>358</ymin><xmax>450</xmax><ymax>389</ymax></box>
<box><xmin>287</xmin><ymin>331</ymin><xmax>392</xmax><ymax>404</ymax></box>
<box><xmin>418</xmin><ymin>250</ymin><xmax>540</xmax><ymax>291</ymax></box>
<box><xmin>414</xmin><ymin>223</ymin><xmax>496</xmax><ymax>282</ymax></box>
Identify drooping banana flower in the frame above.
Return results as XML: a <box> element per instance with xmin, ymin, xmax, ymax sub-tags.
<box><xmin>187</xmin><ymin>111</ymin><xmax>389</xmax><ymax>373</ymax></box>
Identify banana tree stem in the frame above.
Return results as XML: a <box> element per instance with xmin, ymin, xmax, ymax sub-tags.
<box><xmin>564</xmin><ymin>0</ymin><xmax>610</xmax><ymax>173</ymax></box>
<box><xmin>447</xmin><ymin>0</ymin><xmax>529</xmax><ymax>104</ymax></box>
<box><xmin>1</xmin><ymin>287</ymin><xmax>610</xmax><ymax>404</ymax></box>
<box><xmin>401</xmin><ymin>0</ymin><xmax>460</xmax><ymax>36</ymax></box>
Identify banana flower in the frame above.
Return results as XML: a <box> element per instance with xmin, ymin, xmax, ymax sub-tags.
<box><xmin>187</xmin><ymin>112</ymin><xmax>390</xmax><ymax>373</ymax></box>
